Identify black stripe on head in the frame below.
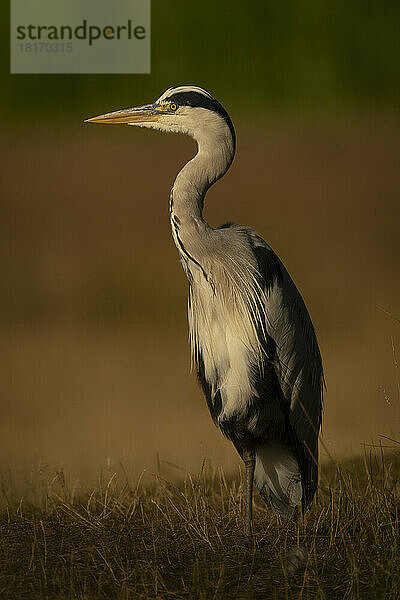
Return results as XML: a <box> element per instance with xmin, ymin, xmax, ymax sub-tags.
<box><xmin>165</xmin><ymin>90</ymin><xmax>236</xmax><ymax>146</ymax></box>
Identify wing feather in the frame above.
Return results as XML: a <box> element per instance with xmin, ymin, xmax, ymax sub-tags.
<box><xmin>248</xmin><ymin>231</ymin><xmax>324</xmax><ymax>510</ymax></box>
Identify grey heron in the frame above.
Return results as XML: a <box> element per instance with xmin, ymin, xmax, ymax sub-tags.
<box><xmin>85</xmin><ymin>85</ymin><xmax>323</xmax><ymax>542</ymax></box>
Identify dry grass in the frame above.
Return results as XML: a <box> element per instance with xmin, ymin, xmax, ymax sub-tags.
<box><xmin>0</xmin><ymin>452</ymin><xmax>399</xmax><ymax>599</ymax></box>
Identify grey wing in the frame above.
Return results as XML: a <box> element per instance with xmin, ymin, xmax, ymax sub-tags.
<box><xmin>248</xmin><ymin>231</ymin><xmax>324</xmax><ymax>510</ymax></box>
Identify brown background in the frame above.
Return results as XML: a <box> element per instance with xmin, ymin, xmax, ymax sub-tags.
<box><xmin>1</xmin><ymin>115</ymin><xmax>399</xmax><ymax>489</ymax></box>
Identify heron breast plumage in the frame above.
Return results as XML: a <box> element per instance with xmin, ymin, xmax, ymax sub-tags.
<box><xmin>179</xmin><ymin>225</ymin><xmax>281</xmax><ymax>441</ymax></box>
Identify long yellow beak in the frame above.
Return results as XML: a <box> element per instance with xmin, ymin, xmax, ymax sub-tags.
<box><xmin>84</xmin><ymin>103</ymin><xmax>164</xmax><ymax>125</ymax></box>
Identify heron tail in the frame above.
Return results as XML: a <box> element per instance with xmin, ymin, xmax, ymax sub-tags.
<box><xmin>253</xmin><ymin>442</ymin><xmax>302</xmax><ymax>517</ymax></box>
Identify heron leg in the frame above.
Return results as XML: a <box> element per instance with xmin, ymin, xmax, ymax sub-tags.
<box><xmin>243</xmin><ymin>448</ymin><xmax>255</xmax><ymax>543</ymax></box>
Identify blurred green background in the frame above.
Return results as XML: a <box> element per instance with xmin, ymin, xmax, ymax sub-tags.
<box><xmin>2</xmin><ymin>0</ymin><xmax>400</xmax><ymax>117</ymax></box>
<box><xmin>1</xmin><ymin>1</ymin><xmax>399</xmax><ymax>491</ymax></box>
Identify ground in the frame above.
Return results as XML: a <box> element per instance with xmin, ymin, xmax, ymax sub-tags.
<box><xmin>0</xmin><ymin>452</ymin><xmax>399</xmax><ymax>599</ymax></box>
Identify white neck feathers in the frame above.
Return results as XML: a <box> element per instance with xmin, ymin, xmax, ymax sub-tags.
<box><xmin>171</xmin><ymin>111</ymin><xmax>235</xmax><ymax>223</ymax></box>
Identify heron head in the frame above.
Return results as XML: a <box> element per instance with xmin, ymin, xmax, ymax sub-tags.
<box><xmin>85</xmin><ymin>85</ymin><xmax>235</xmax><ymax>151</ymax></box>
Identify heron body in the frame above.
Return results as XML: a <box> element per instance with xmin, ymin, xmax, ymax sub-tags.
<box><xmin>86</xmin><ymin>86</ymin><xmax>323</xmax><ymax>538</ymax></box>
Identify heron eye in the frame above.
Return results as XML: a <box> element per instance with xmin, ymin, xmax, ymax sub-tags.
<box><xmin>170</xmin><ymin>103</ymin><xmax>178</xmax><ymax>111</ymax></box>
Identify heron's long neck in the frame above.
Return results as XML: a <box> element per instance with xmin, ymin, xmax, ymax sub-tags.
<box><xmin>170</xmin><ymin>130</ymin><xmax>235</xmax><ymax>256</ymax></box>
